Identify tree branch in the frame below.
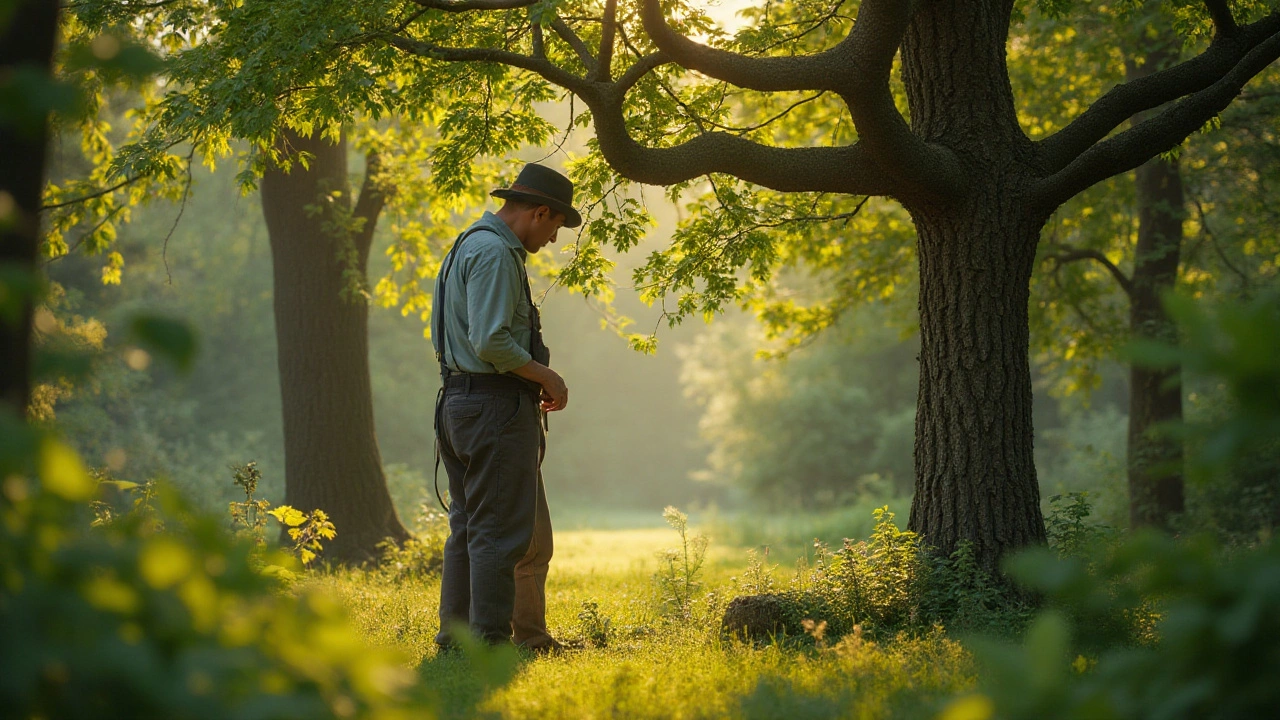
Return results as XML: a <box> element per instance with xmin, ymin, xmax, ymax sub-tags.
<box><xmin>1033</xmin><ymin>22</ymin><xmax>1280</xmax><ymax>211</ymax></box>
<box><xmin>40</xmin><ymin>174</ymin><xmax>142</xmax><ymax>211</ymax></box>
<box><xmin>1205</xmin><ymin>0</ymin><xmax>1238</xmax><ymax>38</ymax></box>
<box><xmin>409</xmin><ymin>0</ymin><xmax>537</xmax><ymax>11</ymax></box>
<box><xmin>550</xmin><ymin>17</ymin><xmax>597</xmax><ymax>73</ymax></box>
<box><xmin>595</xmin><ymin>0</ymin><xmax>617</xmax><ymax>82</ymax></box>
<box><xmin>615</xmin><ymin>51</ymin><xmax>670</xmax><ymax>93</ymax></box>
<box><xmin>583</xmin><ymin>93</ymin><xmax>894</xmax><ymax>195</ymax></box>
<box><xmin>1037</xmin><ymin>13</ymin><xmax>1280</xmax><ymax>174</ymax></box>
<box><xmin>531</xmin><ymin>21</ymin><xmax>544</xmax><ymax>59</ymax></box>
<box><xmin>637</xmin><ymin>0</ymin><xmax>843</xmax><ymax>92</ymax></box>
<box><xmin>386</xmin><ymin>34</ymin><xmax>590</xmax><ymax>95</ymax></box>
<box><xmin>637</xmin><ymin>0</ymin><xmax>962</xmax><ymax>202</ymax></box>
<box><xmin>1191</xmin><ymin>195</ymin><xmax>1251</xmax><ymax>292</ymax></box>
<box><xmin>1046</xmin><ymin>247</ymin><xmax>1133</xmax><ymax>296</ymax></box>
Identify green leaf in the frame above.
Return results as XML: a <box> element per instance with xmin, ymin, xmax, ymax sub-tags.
<box><xmin>128</xmin><ymin>314</ymin><xmax>198</xmax><ymax>373</ymax></box>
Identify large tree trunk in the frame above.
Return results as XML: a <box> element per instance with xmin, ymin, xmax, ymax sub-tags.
<box><xmin>901</xmin><ymin>1</ymin><xmax>1047</xmax><ymax>571</ymax></box>
<box><xmin>908</xmin><ymin>202</ymin><xmax>1048</xmax><ymax>570</ymax></box>
<box><xmin>0</xmin><ymin>0</ymin><xmax>60</xmax><ymax>417</ymax></box>
<box><xmin>260</xmin><ymin>129</ymin><xmax>408</xmax><ymax>563</ymax></box>
<box><xmin>1125</xmin><ymin>45</ymin><xmax>1185</xmax><ymax>531</ymax></box>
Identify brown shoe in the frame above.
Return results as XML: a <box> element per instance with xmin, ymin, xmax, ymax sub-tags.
<box><xmin>520</xmin><ymin>637</ymin><xmax>584</xmax><ymax>656</ymax></box>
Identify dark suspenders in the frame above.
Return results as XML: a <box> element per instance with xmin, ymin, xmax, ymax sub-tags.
<box><xmin>432</xmin><ymin>227</ymin><xmax>488</xmax><ymax>512</ymax></box>
<box><xmin>431</xmin><ymin>227</ymin><xmax>544</xmax><ymax>512</ymax></box>
<box><xmin>433</xmin><ymin>227</ymin><xmax>488</xmax><ymax>378</ymax></box>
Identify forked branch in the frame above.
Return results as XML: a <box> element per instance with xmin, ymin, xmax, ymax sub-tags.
<box><xmin>1033</xmin><ymin>25</ymin><xmax>1280</xmax><ymax>210</ymax></box>
<box><xmin>1204</xmin><ymin>0</ymin><xmax>1238</xmax><ymax>37</ymax></box>
<box><xmin>1037</xmin><ymin>12</ymin><xmax>1280</xmax><ymax>174</ymax></box>
<box><xmin>1046</xmin><ymin>247</ymin><xmax>1134</xmax><ymax>296</ymax></box>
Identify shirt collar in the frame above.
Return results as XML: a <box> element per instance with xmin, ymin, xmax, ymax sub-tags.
<box><xmin>479</xmin><ymin>211</ymin><xmax>527</xmax><ymax>258</ymax></box>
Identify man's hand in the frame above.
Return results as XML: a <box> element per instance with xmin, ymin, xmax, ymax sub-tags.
<box><xmin>510</xmin><ymin>360</ymin><xmax>568</xmax><ymax>411</ymax></box>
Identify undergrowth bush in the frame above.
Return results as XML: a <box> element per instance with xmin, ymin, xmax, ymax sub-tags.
<box><xmin>654</xmin><ymin>506</ymin><xmax>710</xmax><ymax>622</ymax></box>
<box><xmin>0</xmin><ymin>422</ymin><xmax>429</xmax><ymax>719</ymax></box>
<box><xmin>720</xmin><ymin>507</ymin><xmax>1031</xmax><ymax>644</ymax></box>
<box><xmin>377</xmin><ymin>503</ymin><xmax>449</xmax><ymax>580</ymax></box>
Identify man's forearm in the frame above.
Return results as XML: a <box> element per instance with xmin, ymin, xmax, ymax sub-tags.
<box><xmin>509</xmin><ymin>359</ymin><xmax>554</xmax><ymax>386</ymax></box>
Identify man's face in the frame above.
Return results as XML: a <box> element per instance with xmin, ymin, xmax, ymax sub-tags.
<box><xmin>522</xmin><ymin>206</ymin><xmax>565</xmax><ymax>254</ymax></box>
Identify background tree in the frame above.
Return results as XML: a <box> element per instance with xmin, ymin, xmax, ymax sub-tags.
<box><xmin>46</xmin><ymin>1</ymin><xmax>484</xmax><ymax>561</ymax></box>
<box><xmin>259</xmin><ymin>129</ymin><xmax>410</xmax><ymax>561</ymax></box>
<box><xmin>1019</xmin><ymin>6</ymin><xmax>1280</xmax><ymax>532</ymax></box>
<box><xmin>1</xmin><ymin>0</ymin><xmax>61</xmax><ymax>416</ymax></box>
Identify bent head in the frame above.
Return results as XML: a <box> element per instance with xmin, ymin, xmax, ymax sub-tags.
<box><xmin>498</xmin><ymin>199</ymin><xmax>566</xmax><ymax>254</ymax></box>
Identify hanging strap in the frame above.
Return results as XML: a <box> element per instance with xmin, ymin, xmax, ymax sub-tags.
<box><xmin>433</xmin><ymin>226</ymin><xmax>490</xmax><ymax>512</ymax></box>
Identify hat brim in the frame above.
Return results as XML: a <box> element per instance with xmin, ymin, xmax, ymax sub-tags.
<box><xmin>491</xmin><ymin>188</ymin><xmax>583</xmax><ymax>228</ymax></box>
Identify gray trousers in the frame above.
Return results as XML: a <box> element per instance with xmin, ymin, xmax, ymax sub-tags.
<box><xmin>435</xmin><ymin>385</ymin><xmax>545</xmax><ymax>644</ymax></box>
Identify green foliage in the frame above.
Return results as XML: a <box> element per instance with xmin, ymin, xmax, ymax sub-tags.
<box><xmin>227</xmin><ymin>460</ymin><xmax>269</xmax><ymax>540</ymax></box>
<box><xmin>653</xmin><ymin>505</ymin><xmax>709</xmax><ymax>622</ymax></box>
<box><xmin>1125</xmin><ymin>289</ymin><xmax>1280</xmax><ymax>540</ymax></box>
<box><xmin>723</xmin><ymin>508</ymin><xmax>1030</xmax><ymax>644</ymax></box>
<box><xmin>733</xmin><ymin>547</ymin><xmax>779</xmax><ymax>596</ymax></box>
<box><xmin>1044</xmin><ymin>492</ymin><xmax>1115</xmax><ymax>556</ymax></box>
<box><xmin>1129</xmin><ymin>289</ymin><xmax>1280</xmax><ymax>470</ymax></box>
<box><xmin>974</xmin><ymin>534</ymin><xmax>1280</xmax><ymax>720</ymax></box>
<box><xmin>966</xmin><ymin>289</ymin><xmax>1280</xmax><ymax>719</ymax></box>
<box><xmin>376</xmin><ymin>504</ymin><xmax>449</xmax><ymax>581</ymax></box>
<box><xmin>0</xmin><ymin>431</ymin><xmax>426</xmax><ymax>719</ymax></box>
<box><xmin>681</xmin><ymin>307</ymin><xmax>918</xmax><ymax>506</ymax></box>
<box><xmin>576</xmin><ymin>600</ymin><xmax>613</xmax><ymax>649</ymax></box>
<box><xmin>269</xmin><ymin>505</ymin><xmax>337</xmax><ymax>568</ymax></box>
<box><xmin>127</xmin><ymin>314</ymin><xmax>198</xmax><ymax>373</ymax></box>
<box><xmin>226</xmin><ymin>461</ymin><xmax>336</xmax><ymax>567</ymax></box>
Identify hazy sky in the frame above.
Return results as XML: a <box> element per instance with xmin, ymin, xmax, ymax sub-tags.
<box><xmin>702</xmin><ymin>0</ymin><xmax>755</xmax><ymax>33</ymax></box>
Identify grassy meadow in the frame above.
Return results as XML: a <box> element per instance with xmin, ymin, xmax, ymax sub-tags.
<box><xmin>319</xmin><ymin>521</ymin><xmax>975</xmax><ymax>719</ymax></box>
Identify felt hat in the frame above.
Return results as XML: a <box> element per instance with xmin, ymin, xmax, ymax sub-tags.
<box><xmin>490</xmin><ymin>163</ymin><xmax>582</xmax><ymax>228</ymax></box>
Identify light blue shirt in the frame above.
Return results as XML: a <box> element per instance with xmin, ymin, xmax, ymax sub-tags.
<box><xmin>431</xmin><ymin>212</ymin><xmax>533</xmax><ymax>374</ymax></box>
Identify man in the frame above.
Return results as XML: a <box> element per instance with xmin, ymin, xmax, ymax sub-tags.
<box><xmin>431</xmin><ymin>163</ymin><xmax>579</xmax><ymax>651</ymax></box>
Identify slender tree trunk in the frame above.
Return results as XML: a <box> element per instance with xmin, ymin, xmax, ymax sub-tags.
<box><xmin>260</xmin><ymin>129</ymin><xmax>408</xmax><ymax>563</ymax></box>
<box><xmin>1127</xmin><ymin>155</ymin><xmax>1185</xmax><ymax>529</ymax></box>
<box><xmin>0</xmin><ymin>0</ymin><xmax>60</xmax><ymax>417</ymax></box>
<box><xmin>1125</xmin><ymin>43</ymin><xmax>1185</xmax><ymax>531</ymax></box>
<box><xmin>901</xmin><ymin>0</ymin><xmax>1047</xmax><ymax>571</ymax></box>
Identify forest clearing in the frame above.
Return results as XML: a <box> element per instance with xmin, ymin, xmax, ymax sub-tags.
<box><xmin>4</xmin><ymin>0</ymin><xmax>1280</xmax><ymax>718</ymax></box>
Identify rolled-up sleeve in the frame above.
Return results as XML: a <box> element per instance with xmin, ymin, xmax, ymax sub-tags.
<box><xmin>465</xmin><ymin>244</ymin><xmax>533</xmax><ymax>373</ymax></box>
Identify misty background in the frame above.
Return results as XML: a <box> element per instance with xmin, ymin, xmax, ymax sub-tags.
<box><xmin>43</xmin><ymin>153</ymin><xmax>1133</xmax><ymax>537</ymax></box>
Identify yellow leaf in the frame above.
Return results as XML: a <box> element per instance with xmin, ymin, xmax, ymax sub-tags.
<box><xmin>40</xmin><ymin>440</ymin><xmax>95</xmax><ymax>501</ymax></box>
<box><xmin>936</xmin><ymin>695</ymin><xmax>994</xmax><ymax>720</ymax></box>
<box><xmin>268</xmin><ymin>505</ymin><xmax>307</xmax><ymax>527</ymax></box>
<box><xmin>139</xmin><ymin>538</ymin><xmax>194</xmax><ymax>589</ymax></box>
<box><xmin>83</xmin><ymin>574</ymin><xmax>140</xmax><ymax>614</ymax></box>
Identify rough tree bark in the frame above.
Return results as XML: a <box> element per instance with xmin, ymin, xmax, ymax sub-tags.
<box><xmin>1127</xmin><ymin>45</ymin><xmax>1187</xmax><ymax>530</ymax></box>
<box><xmin>0</xmin><ymin>0</ymin><xmax>60</xmax><ymax>417</ymax></box>
<box><xmin>382</xmin><ymin>0</ymin><xmax>1280</xmax><ymax>570</ymax></box>
<box><xmin>901</xmin><ymin>3</ymin><xmax>1049</xmax><ymax>561</ymax></box>
<box><xmin>260</xmin><ymin>129</ymin><xmax>409</xmax><ymax>563</ymax></box>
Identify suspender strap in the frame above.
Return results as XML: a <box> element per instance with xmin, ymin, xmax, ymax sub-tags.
<box><xmin>433</xmin><ymin>227</ymin><xmax>490</xmax><ymax>377</ymax></box>
<box><xmin>433</xmin><ymin>226</ymin><xmax>489</xmax><ymax>512</ymax></box>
